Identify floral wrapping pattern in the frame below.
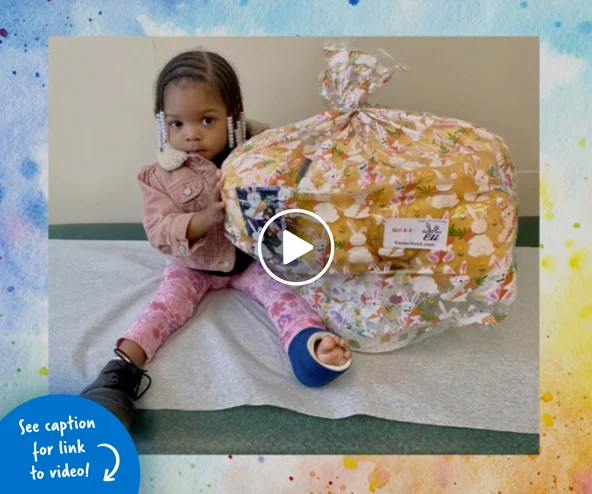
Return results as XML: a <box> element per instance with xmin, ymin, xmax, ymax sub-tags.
<box><xmin>221</xmin><ymin>45</ymin><xmax>518</xmax><ymax>352</ymax></box>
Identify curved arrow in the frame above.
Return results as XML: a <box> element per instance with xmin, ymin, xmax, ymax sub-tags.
<box><xmin>98</xmin><ymin>443</ymin><xmax>120</xmax><ymax>482</ymax></box>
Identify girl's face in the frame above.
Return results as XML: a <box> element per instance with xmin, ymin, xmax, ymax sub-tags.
<box><xmin>163</xmin><ymin>81</ymin><xmax>229</xmax><ymax>162</ymax></box>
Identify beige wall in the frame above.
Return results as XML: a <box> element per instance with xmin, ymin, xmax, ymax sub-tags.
<box><xmin>49</xmin><ymin>36</ymin><xmax>539</xmax><ymax>223</ymax></box>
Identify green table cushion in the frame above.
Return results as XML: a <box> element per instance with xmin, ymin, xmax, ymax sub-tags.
<box><xmin>49</xmin><ymin>217</ymin><xmax>539</xmax><ymax>454</ymax></box>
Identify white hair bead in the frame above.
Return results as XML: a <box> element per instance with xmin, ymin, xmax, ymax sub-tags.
<box><xmin>155</xmin><ymin>111</ymin><xmax>169</xmax><ymax>152</ymax></box>
<box><xmin>240</xmin><ymin>112</ymin><xmax>247</xmax><ymax>142</ymax></box>
<box><xmin>227</xmin><ymin>116</ymin><xmax>235</xmax><ymax>148</ymax></box>
<box><xmin>156</xmin><ymin>112</ymin><xmax>163</xmax><ymax>152</ymax></box>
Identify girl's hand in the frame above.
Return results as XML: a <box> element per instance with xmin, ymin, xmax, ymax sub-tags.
<box><xmin>205</xmin><ymin>169</ymin><xmax>225</xmax><ymax>226</ymax></box>
<box><xmin>187</xmin><ymin>170</ymin><xmax>225</xmax><ymax>242</ymax></box>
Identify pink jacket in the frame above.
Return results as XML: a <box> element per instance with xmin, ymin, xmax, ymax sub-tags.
<box><xmin>138</xmin><ymin>154</ymin><xmax>237</xmax><ymax>272</ymax></box>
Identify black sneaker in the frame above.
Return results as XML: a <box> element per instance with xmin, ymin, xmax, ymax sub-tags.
<box><xmin>80</xmin><ymin>348</ymin><xmax>151</xmax><ymax>432</ymax></box>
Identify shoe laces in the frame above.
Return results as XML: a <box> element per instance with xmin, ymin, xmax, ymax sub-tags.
<box><xmin>107</xmin><ymin>348</ymin><xmax>152</xmax><ymax>400</ymax></box>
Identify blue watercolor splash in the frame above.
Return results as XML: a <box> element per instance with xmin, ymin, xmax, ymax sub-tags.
<box><xmin>20</xmin><ymin>158</ymin><xmax>39</xmax><ymax>179</ymax></box>
<box><xmin>579</xmin><ymin>21</ymin><xmax>592</xmax><ymax>34</ymax></box>
<box><xmin>21</xmin><ymin>192</ymin><xmax>47</xmax><ymax>231</ymax></box>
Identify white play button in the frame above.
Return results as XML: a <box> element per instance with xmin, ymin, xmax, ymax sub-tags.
<box><xmin>257</xmin><ymin>208</ymin><xmax>335</xmax><ymax>286</ymax></box>
<box><xmin>282</xmin><ymin>230</ymin><xmax>313</xmax><ymax>265</ymax></box>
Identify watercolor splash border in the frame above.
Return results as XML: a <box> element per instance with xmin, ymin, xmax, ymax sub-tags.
<box><xmin>1</xmin><ymin>0</ymin><xmax>591</xmax><ymax>492</ymax></box>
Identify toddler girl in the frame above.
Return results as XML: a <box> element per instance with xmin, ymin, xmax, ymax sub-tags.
<box><xmin>80</xmin><ymin>50</ymin><xmax>352</xmax><ymax>431</ymax></box>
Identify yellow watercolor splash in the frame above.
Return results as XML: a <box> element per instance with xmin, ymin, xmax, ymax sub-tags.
<box><xmin>368</xmin><ymin>467</ymin><xmax>390</xmax><ymax>492</ymax></box>
<box><xmin>333</xmin><ymin>248</ymin><xmax>592</xmax><ymax>494</ymax></box>
<box><xmin>569</xmin><ymin>249</ymin><xmax>588</xmax><ymax>271</ymax></box>
<box><xmin>579</xmin><ymin>303</ymin><xmax>592</xmax><ymax>321</ymax></box>
<box><xmin>540</xmin><ymin>178</ymin><xmax>554</xmax><ymax>220</ymax></box>
<box><xmin>541</xmin><ymin>254</ymin><xmax>556</xmax><ymax>272</ymax></box>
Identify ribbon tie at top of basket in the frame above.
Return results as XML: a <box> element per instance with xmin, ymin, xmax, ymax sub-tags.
<box><xmin>320</xmin><ymin>44</ymin><xmax>405</xmax><ymax>111</ymax></box>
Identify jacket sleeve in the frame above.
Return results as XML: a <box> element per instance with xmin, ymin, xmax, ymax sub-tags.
<box><xmin>138</xmin><ymin>166</ymin><xmax>207</xmax><ymax>257</ymax></box>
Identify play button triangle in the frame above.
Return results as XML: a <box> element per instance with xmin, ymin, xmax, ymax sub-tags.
<box><xmin>282</xmin><ymin>230</ymin><xmax>314</xmax><ymax>265</ymax></box>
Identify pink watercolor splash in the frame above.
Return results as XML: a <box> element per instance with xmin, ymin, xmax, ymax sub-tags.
<box><xmin>572</xmin><ymin>471</ymin><xmax>592</xmax><ymax>494</ymax></box>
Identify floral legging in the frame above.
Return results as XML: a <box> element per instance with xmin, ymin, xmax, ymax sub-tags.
<box><xmin>117</xmin><ymin>260</ymin><xmax>325</xmax><ymax>361</ymax></box>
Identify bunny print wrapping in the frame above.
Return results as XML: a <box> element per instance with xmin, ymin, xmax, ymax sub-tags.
<box><xmin>221</xmin><ymin>44</ymin><xmax>518</xmax><ymax>352</ymax></box>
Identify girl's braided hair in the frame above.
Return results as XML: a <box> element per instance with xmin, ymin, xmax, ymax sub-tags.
<box><xmin>154</xmin><ymin>50</ymin><xmax>244</xmax><ymax>123</ymax></box>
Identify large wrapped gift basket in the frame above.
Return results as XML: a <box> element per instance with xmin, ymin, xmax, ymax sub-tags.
<box><xmin>221</xmin><ymin>44</ymin><xmax>518</xmax><ymax>352</ymax></box>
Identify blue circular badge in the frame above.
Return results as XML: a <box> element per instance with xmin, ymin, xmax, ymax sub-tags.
<box><xmin>0</xmin><ymin>394</ymin><xmax>140</xmax><ymax>493</ymax></box>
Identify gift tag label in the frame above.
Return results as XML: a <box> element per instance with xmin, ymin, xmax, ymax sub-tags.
<box><xmin>383</xmin><ymin>218</ymin><xmax>449</xmax><ymax>250</ymax></box>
